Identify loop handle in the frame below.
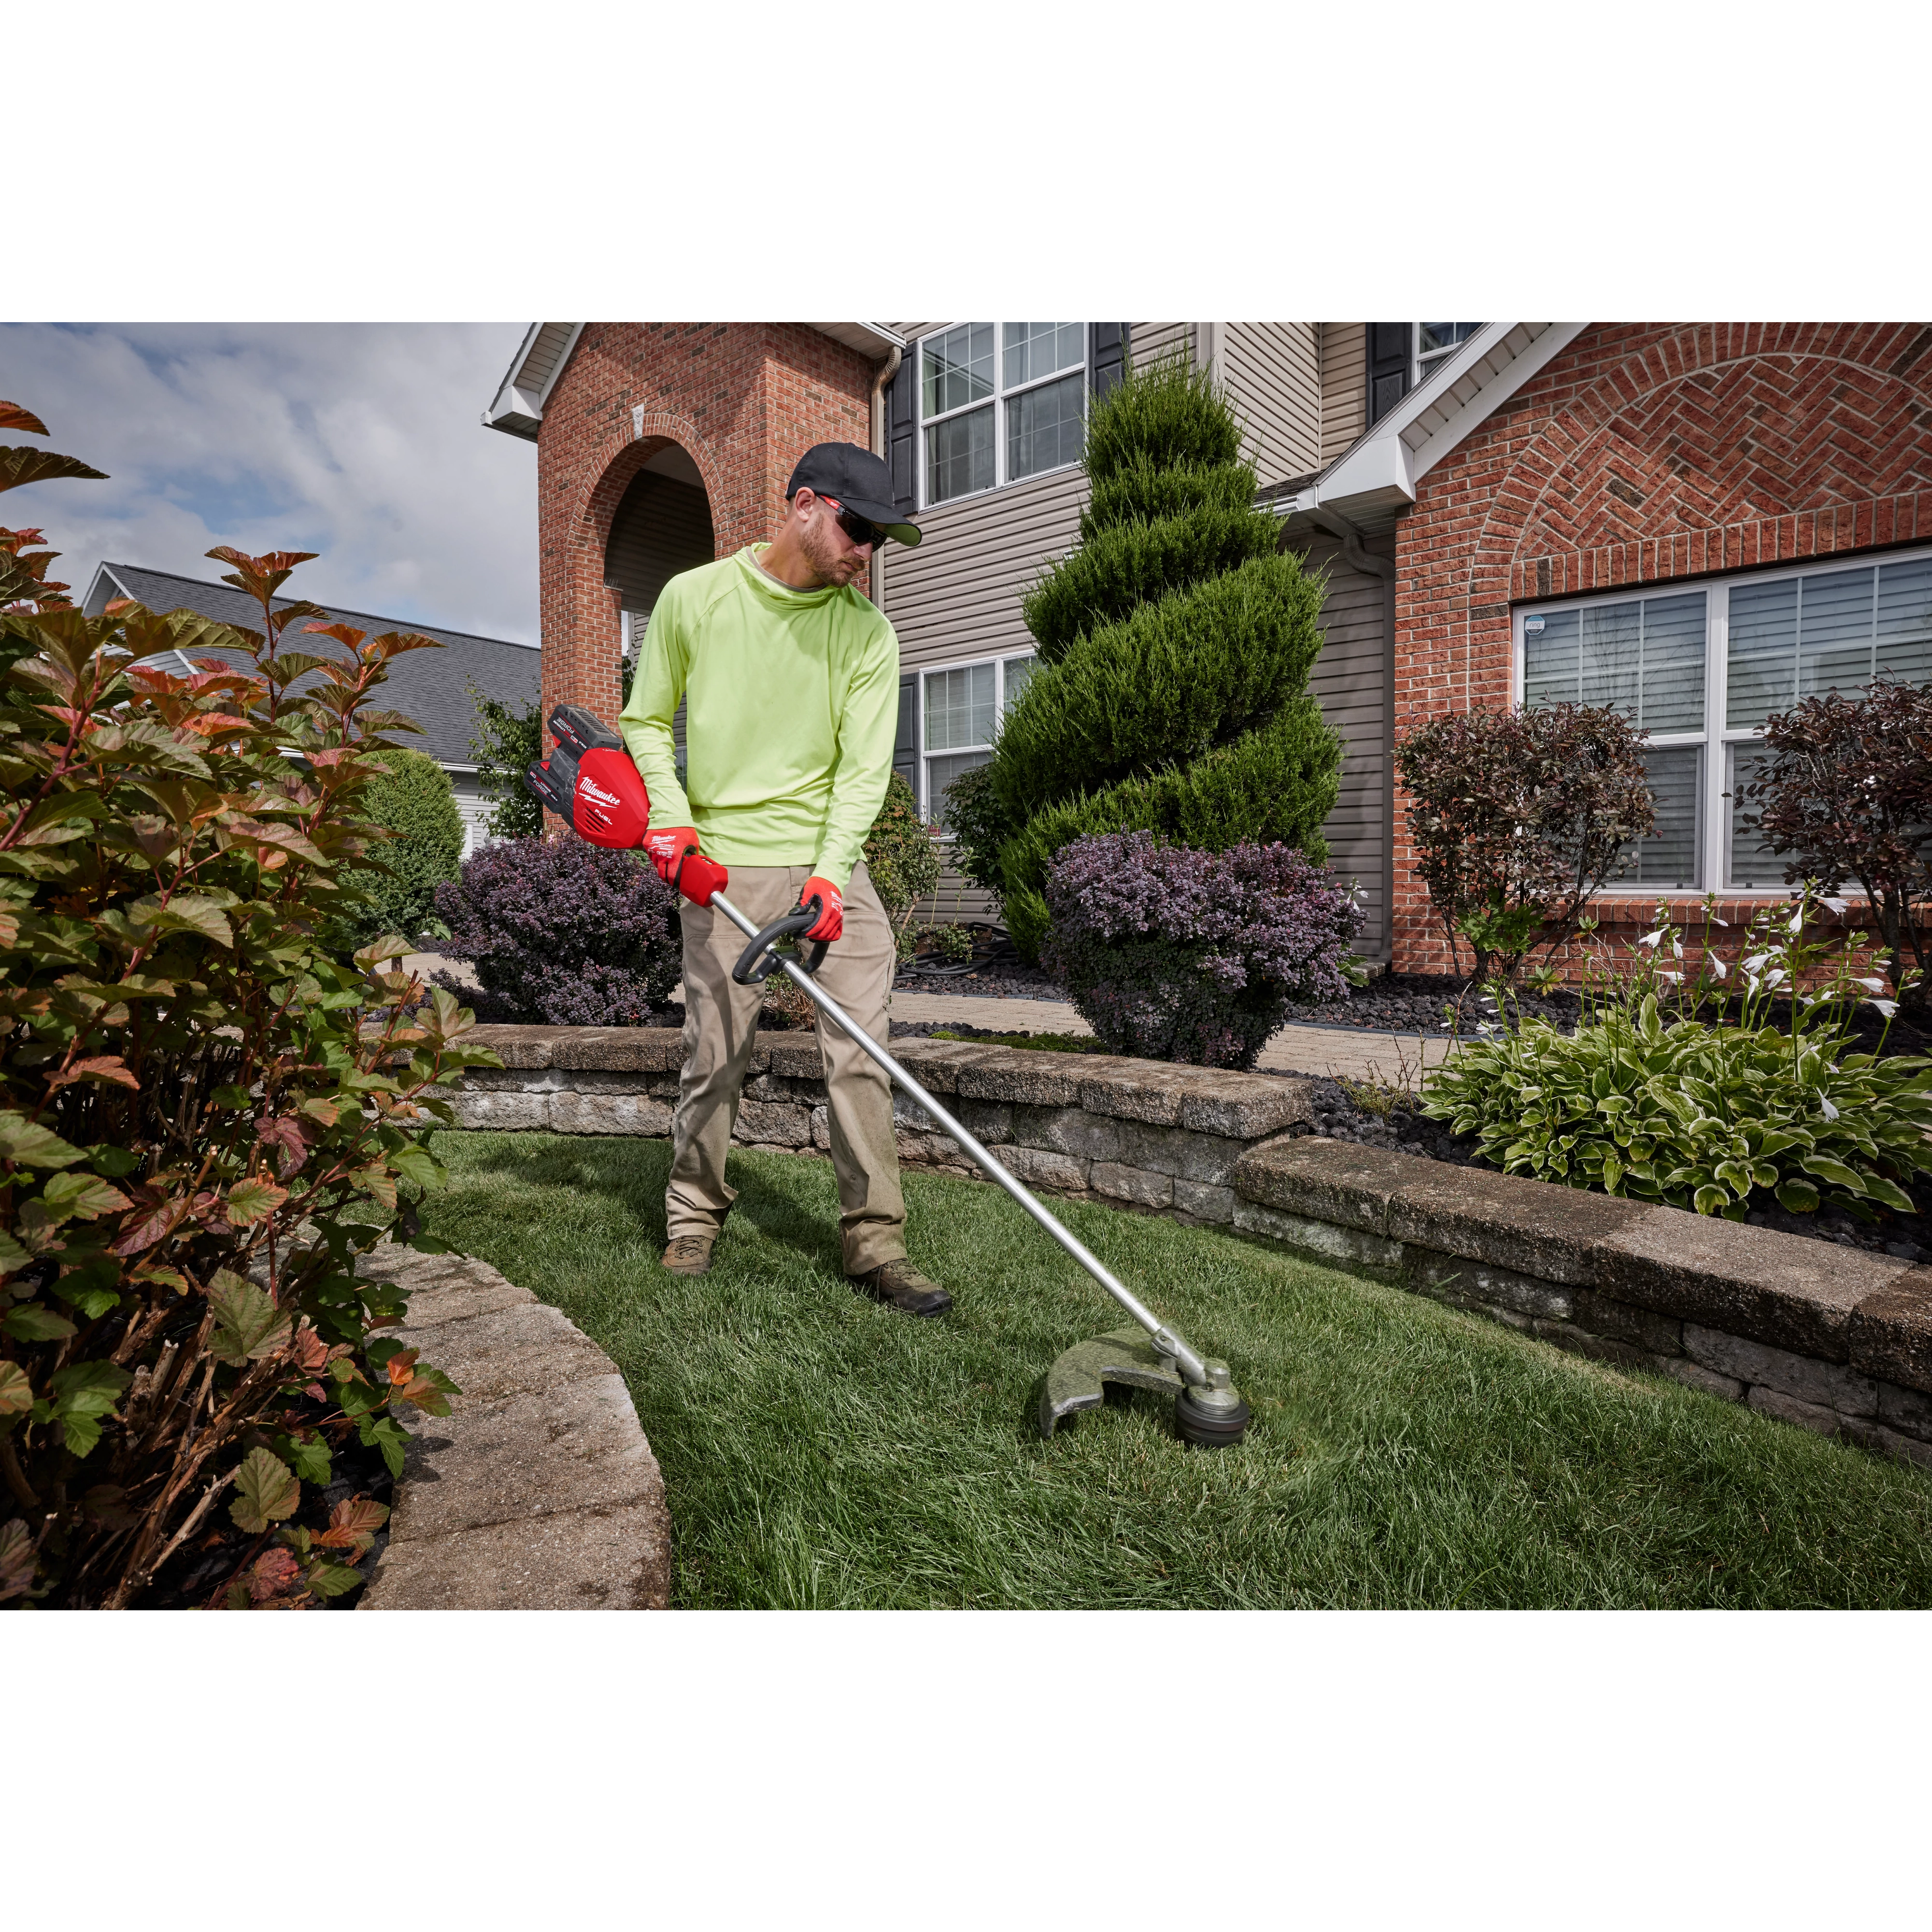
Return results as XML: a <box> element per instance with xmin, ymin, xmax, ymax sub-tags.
<box><xmin>731</xmin><ymin>896</ymin><xmax>830</xmax><ymax>984</ymax></box>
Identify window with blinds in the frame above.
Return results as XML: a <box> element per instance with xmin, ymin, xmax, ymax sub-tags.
<box><xmin>1517</xmin><ymin>546</ymin><xmax>1932</xmax><ymax>893</ymax></box>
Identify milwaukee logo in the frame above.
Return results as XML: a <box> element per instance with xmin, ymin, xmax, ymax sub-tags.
<box><xmin>579</xmin><ymin>778</ymin><xmax>622</xmax><ymax>808</ymax></box>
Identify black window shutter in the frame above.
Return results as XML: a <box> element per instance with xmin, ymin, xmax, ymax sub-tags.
<box><xmin>887</xmin><ymin>351</ymin><xmax>918</xmax><ymax>517</ymax></box>
<box><xmin>1089</xmin><ymin>323</ymin><xmax>1129</xmax><ymax>400</ymax></box>
<box><xmin>1368</xmin><ymin>324</ymin><xmax>1411</xmax><ymax>425</ymax></box>
<box><xmin>893</xmin><ymin>672</ymin><xmax>918</xmax><ymax>794</ymax></box>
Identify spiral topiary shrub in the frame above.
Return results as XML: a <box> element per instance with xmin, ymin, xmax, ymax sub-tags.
<box><xmin>432</xmin><ymin>837</ymin><xmax>682</xmax><ymax>1026</ymax></box>
<box><xmin>1042</xmin><ymin>832</ymin><xmax>1361</xmax><ymax>1068</ymax></box>
<box><xmin>975</xmin><ymin>352</ymin><xmax>1342</xmax><ymax>960</ymax></box>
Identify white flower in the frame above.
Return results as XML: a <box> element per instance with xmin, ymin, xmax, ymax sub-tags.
<box><xmin>1824</xmin><ymin>896</ymin><xmax>1849</xmax><ymax>914</ymax></box>
<box><xmin>1818</xmin><ymin>1095</ymin><xmax>1840</xmax><ymax>1121</ymax></box>
<box><xmin>1709</xmin><ymin>958</ymin><xmax>1729</xmax><ymax>980</ymax></box>
<box><xmin>1788</xmin><ymin>912</ymin><xmax>1804</xmax><ymax>935</ymax></box>
<box><xmin>1639</xmin><ymin>928</ymin><xmax>1666</xmax><ymax>948</ymax></box>
<box><xmin>1742</xmin><ymin>952</ymin><xmax>1771</xmax><ymax>972</ymax></box>
<box><xmin>1869</xmin><ymin>998</ymin><xmax>1899</xmax><ymax>1018</ymax></box>
<box><xmin>1858</xmin><ymin>977</ymin><xmax>1886</xmax><ymax>992</ymax></box>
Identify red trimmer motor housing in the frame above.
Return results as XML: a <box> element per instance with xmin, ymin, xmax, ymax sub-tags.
<box><xmin>526</xmin><ymin>705</ymin><xmax>652</xmax><ymax>848</ymax></box>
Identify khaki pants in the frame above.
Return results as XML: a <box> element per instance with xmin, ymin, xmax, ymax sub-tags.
<box><xmin>667</xmin><ymin>862</ymin><xmax>904</xmax><ymax>1274</ymax></box>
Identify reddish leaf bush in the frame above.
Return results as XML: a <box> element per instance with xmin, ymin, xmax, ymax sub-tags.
<box><xmin>1042</xmin><ymin>832</ymin><xmax>1360</xmax><ymax>1068</ymax></box>
<box><xmin>1739</xmin><ymin>679</ymin><xmax>1932</xmax><ymax>1013</ymax></box>
<box><xmin>432</xmin><ymin>835</ymin><xmax>682</xmax><ymax>1026</ymax></box>
<box><xmin>0</xmin><ymin>405</ymin><xmax>498</xmax><ymax>1609</ymax></box>
<box><xmin>1394</xmin><ymin>704</ymin><xmax>1655</xmax><ymax>986</ymax></box>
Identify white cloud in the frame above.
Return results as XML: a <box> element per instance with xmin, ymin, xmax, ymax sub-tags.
<box><xmin>1</xmin><ymin>323</ymin><xmax>538</xmax><ymax>642</ymax></box>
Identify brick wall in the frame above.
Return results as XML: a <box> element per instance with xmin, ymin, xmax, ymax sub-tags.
<box><xmin>1391</xmin><ymin>323</ymin><xmax>1932</xmax><ymax>973</ymax></box>
<box><xmin>534</xmin><ymin>324</ymin><xmax>875</xmax><ymax>735</ymax></box>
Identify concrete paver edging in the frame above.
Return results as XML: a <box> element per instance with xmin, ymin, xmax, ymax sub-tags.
<box><xmin>354</xmin><ymin>1245</ymin><xmax>670</xmax><ymax>1611</ymax></box>
<box><xmin>450</xmin><ymin>1023</ymin><xmax>1932</xmax><ymax>1471</ymax></box>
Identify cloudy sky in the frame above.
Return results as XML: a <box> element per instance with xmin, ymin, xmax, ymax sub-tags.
<box><xmin>2</xmin><ymin>324</ymin><xmax>538</xmax><ymax>642</ymax></box>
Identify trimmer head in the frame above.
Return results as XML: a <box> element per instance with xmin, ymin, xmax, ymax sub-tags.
<box><xmin>1038</xmin><ymin>1326</ymin><xmax>1251</xmax><ymax>1447</ymax></box>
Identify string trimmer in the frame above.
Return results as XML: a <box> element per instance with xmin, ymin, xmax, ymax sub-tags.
<box><xmin>523</xmin><ymin>709</ymin><xmax>1252</xmax><ymax>1447</ymax></box>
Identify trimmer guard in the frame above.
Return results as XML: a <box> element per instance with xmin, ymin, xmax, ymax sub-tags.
<box><xmin>1037</xmin><ymin>1326</ymin><xmax>1187</xmax><ymax>1436</ymax></box>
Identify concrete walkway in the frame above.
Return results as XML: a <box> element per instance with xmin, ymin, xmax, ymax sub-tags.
<box><xmin>886</xmin><ymin>988</ymin><xmax>1456</xmax><ymax>1087</ymax></box>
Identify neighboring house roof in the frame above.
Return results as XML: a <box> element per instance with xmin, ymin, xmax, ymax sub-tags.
<box><xmin>82</xmin><ymin>562</ymin><xmax>540</xmax><ymax>771</ymax></box>
<box><xmin>481</xmin><ymin>322</ymin><xmax>906</xmax><ymax>440</ymax></box>
<box><xmin>1288</xmin><ymin>323</ymin><xmax>1589</xmax><ymax>533</ymax></box>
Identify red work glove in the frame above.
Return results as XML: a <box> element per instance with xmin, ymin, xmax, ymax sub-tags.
<box><xmin>801</xmin><ymin>876</ymin><xmax>843</xmax><ymax>943</ymax></box>
<box><xmin>643</xmin><ymin>825</ymin><xmax>699</xmax><ymax>888</ymax></box>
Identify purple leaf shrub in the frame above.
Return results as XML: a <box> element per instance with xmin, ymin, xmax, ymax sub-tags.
<box><xmin>432</xmin><ymin>836</ymin><xmax>682</xmax><ymax>1026</ymax></box>
<box><xmin>1042</xmin><ymin>832</ymin><xmax>1361</xmax><ymax>1068</ymax></box>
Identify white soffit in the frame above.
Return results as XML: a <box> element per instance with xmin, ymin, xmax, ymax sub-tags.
<box><xmin>1301</xmin><ymin>322</ymin><xmax>1590</xmax><ymax>525</ymax></box>
<box><xmin>482</xmin><ymin>322</ymin><xmax>585</xmax><ymax>440</ymax></box>
<box><xmin>808</xmin><ymin>323</ymin><xmax>906</xmax><ymax>358</ymax></box>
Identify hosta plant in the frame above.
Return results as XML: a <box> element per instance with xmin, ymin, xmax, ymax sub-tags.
<box><xmin>0</xmin><ymin>404</ymin><xmax>498</xmax><ymax>1608</ymax></box>
<box><xmin>1422</xmin><ymin>891</ymin><xmax>1932</xmax><ymax>1220</ymax></box>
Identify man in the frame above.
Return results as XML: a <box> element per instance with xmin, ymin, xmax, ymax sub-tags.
<box><xmin>620</xmin><ymin>443</ymin><xmax>952</xmax><ymax>1316</ymax></box>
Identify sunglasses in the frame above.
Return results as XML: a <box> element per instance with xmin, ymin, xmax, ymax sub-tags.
<box><xmin>819</xmin><ymin>495</ymin><xmax>887</xmax><ymax>551</ymax></box>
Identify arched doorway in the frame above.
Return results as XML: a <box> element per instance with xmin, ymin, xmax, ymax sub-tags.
<box><xmin>604</xmin><ymin>440</ymin><xmax>715</xmax><ymax>731</ymax></box>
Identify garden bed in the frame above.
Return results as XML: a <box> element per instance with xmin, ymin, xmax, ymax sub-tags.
<box><xmin>421</xmin><ymin>1135</ymin><xmax>1932</xmax><ymax>1608</ymax></box>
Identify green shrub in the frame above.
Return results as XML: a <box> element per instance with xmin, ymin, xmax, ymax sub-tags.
<box><xmin>1081</xmin><ymin>458</ymin><xmax>1258</xmax><ymax>540</ymax></box>
<box><xmin>997</xmin><ymin>556</ymin><xmax>1326</xmax><ymax>816</ymax></box>
<box><xmin>1421</xmin><ymin>891</ymin><xmax>1932</xmax><ymax>1219</ymax></box>
<box><xmin>467</xmin><ymin>679</ymin><xmax>543</xmax><ymax>843</ymax></box>
<box><xmin>996</xmin><ymin>699</ymin><xmax>1340</xmax><ymax>959</ymax></box>
<box><xmin>0</xmin><ymin>416</ymin><xmax>497</xmax><ymax>1608</ymax></box>
<box><xmin>861</xmin><ymin>771</ymin><xmax>940</xmax><ymax>959</ymax></box>
<box><xmin>1022</xmin><ymin>502</ymin><xmax>1285</xmax><ymax>659</ymax></box>
<box><xmin>976</xmin><ymin>351</ymin><xmax>1342</xmax><ymax>962</ymax></box>
<box><xmin>1080</xmin><ymin>355</ymin><xmax>1240</xmax><ymax>484</ymax></box>
<box><xmin>335</xmin><ymin>746</ymin><xmax>464</xmax><ymax>949</ymax></box>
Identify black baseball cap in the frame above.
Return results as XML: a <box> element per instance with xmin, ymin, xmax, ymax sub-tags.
<box><xmin>785</xmin><ymin>442</ymin><xmax>923</xmax><ymax>548</ymax></box>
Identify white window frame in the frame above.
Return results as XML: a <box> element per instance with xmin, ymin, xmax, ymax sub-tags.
<box><xmin>915</xmin><ymin>324</ymin><xmax>1090</xmax><ymax>511</ymax></box>
<box><xmin>1512</xmin><ymin>541</ymin><xmax>1932</xmax><ymax>897</ymax></box>
<box><xmin>1414</xmin><ymin>323</ymin><xmax>1483</xmax><ymax>388</ymax></box>
<box><xmin>916</xmin><ymin>650</ymin><xmax>1038</xmax><ymax>829</ymax></box>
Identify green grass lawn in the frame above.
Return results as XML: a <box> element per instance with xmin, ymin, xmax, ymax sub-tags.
<box><xmin>425</xmin><ymin>1132</ymin><xmax>1932</xmax><ymax>1609</ymax></box>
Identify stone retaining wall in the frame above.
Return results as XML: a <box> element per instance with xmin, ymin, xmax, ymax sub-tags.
<box><xmin>452</xmin><ymin>1025</ymin><xmax>1932</xmax><ymax>1470</ymax></box>
<box><xmin>455</xmin><ymin>1024</ymin><xmax>1314</xmax><ymax>1220</ymax></box>
<box><xmin>1233</xmin><ymin>1138</ymin><xmax>1932</xmax><ymax>1468</ymax></box>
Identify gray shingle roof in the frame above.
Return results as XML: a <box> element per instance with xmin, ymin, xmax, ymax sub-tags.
<box><xmin>85</xmin><ymin>563</ymin><xmax>541</xmax><ymax>769</ymax></box>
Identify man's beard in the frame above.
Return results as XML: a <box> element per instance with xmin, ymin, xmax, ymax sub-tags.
<box><xmin>800</xmin><ymin>523</ymin><xmax>862</xmax><ymax>587</ymax></box>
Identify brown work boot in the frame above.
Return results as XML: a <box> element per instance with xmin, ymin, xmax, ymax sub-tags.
<box><xmin>847</xmin><ymin>1259</ymin><xmax>952</xmax><ymax>1317</ymax></box>
<box><xmin>660</xmin><ymin>1235</ymin><xmax>715</xmax><ymax>1277</ymax></box>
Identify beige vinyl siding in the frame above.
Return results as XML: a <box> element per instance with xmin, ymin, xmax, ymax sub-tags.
<box><xmin>1128</xmin><ymin>320</ymin><xmax>1192</xmax><ymax>370</ymax></box>
<box><xmin>1319</xmin><ymin>323</ymin><xmax>1367</xmax><ymax>466</ymax></box>
<box><xmin>883</xmin><ymin>464</ymin><xmax>1086</xmax><ymax>922</ymax></box>
<box><xmin>1295</xmin><ymin>532</ymin><xmax>1392</xmax><ymax>956</ymax></box>
<box><xmin>1222</xmin><ymin>323</ymin><xmax>1321</xmax><ymax>487</ymax></box>
<box><xmin>605</xmin><ymin>473</ymin><xmax>713</xmax><ymax>622</ymax></box>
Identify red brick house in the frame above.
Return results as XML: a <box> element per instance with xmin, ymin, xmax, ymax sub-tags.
<box><xmin>487</xmin><ymin>321</ymin><xmax>1932</xmax><ymax>975</ymax></box>
<box><xmin>1282</xmin><ymin>323</ymin><xmax>1932</xmax><ymax>972</ymax></box>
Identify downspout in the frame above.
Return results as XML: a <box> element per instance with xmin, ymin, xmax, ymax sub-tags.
<box><xmin>1298</xmin><ymin>505</ymin><xmax>1399</xmax><ymax>969</ymax></box>
<box><xmin>870</xmin><ymin>343</ymin><xmax>902</xmax><ymax>609</ymax></box>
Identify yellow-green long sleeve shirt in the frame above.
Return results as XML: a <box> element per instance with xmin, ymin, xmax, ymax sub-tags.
<box><xmin>618</xmin><ymin>546</ymin><xmax>899</xmax><ymax>888</ymax></box>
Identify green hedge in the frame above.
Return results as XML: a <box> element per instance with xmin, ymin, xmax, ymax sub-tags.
<box><xmin>335</xmin><ymin>746</ymin><xmax>465</xmax><ymax>948</ymax></box>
